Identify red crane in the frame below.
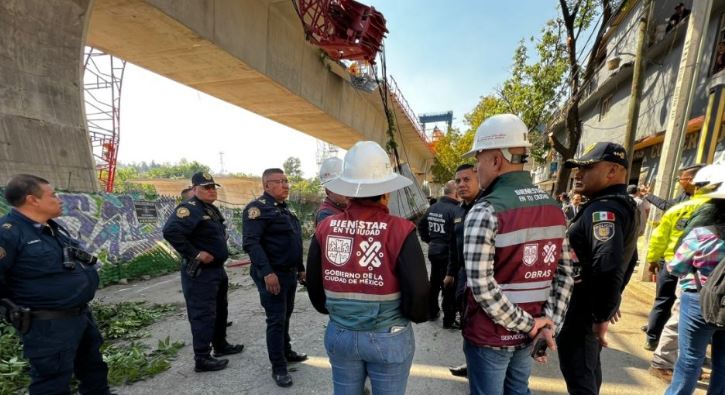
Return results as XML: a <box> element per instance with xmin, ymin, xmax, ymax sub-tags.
<box><xmin>292</xmin><ymin>0</ymin><xmax>387</xmax><ymax>64</ymax></box>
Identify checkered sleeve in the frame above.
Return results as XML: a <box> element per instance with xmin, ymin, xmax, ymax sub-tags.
<box><xmin>543</xmin><ymin>236</ymin><xmax>576</xmax><ymax>334</ymax></box>
<box><xmin>464</xmin><ymin>202</ymin><xmax>535</xmax><ymax>334</ymax></box>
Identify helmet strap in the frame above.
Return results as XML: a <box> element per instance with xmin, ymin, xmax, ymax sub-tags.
<box><xmin>501</xmin><ymin>148</ymin><xmax>528</xmax><ymax>164</ymax></box>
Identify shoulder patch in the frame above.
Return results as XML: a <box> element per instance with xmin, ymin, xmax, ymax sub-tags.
<box><xmin>593</xmin><ymin>222</ymin><xmax>615</xmax><ymax>242</ymax></box>
<box><xmin>176</xmin><ymin>207</ymin><xmax>191</xmax><ymax>218</ymax></box>
<box><xmin>1</xmin><ymin>223</ymin><xmax>12</xmax><ymax>230</ymax></box>
<box><xmin>592</xmin><ymin>211</ymin><xmax>615</xmax><ymax>222</ymax></box>
<box><xmin>248</xmin><ymin>207</ymin><xmax>261</xmax><ymax>219</ymax></box>
<box><xmin>0</xmin><ymin>246</ymin><xmax>5</xmax><ymax>260</ymax></box>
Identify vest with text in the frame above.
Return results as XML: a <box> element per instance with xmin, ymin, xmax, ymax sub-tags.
<box><xmin>316</xmin><ymin>200</ymin><xmax>415</xmax><ymax>303</ymax></box>
<box><xmin>463</xmin><ymin>171</ymin><xmax>566</xmax><ymax>348</ymax></box>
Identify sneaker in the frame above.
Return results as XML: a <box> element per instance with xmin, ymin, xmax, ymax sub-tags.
<box><xmin>285</xmin><ymin>350</ymin><xmax>308</xmax><ymax>363</ymax></box>
<box><xmin>194</xmin><ymin>355</ymin><xmax>229</xmax><ymax>372</ymax></box>
<box><xmin>648</xmin><ymin>366</ymin><xmax>673</xmax><ymax>383</ymax></box>
<box><xmin>449</xmin><ymin>364</ymin><xmax>468</xmax><ymax>377</ymax></box>
<box><xmin>643</xmin><ymin>339</ymin><xmax>658</xmax><ymax>351</ymax></box>
<box><xmin>213</xmin><ymin>343</ymin><xmax>244</xmax><ymax>357</ymax></box>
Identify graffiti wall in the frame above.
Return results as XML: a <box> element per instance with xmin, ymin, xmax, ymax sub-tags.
<box><xmin>0</xmin><ymin>191</ymin><xmax>244</xmax><ymax>285</ymax></box>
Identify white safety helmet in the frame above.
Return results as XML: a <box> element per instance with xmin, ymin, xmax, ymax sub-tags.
<box><xmin>319</xmin><ymin>157</ymin><xmax>343</xmax><ymax>185</ymax></box>
<box><xmin>462</xmin><ymin>114</ymin><xmax>531</xmax><ymax>163</ymax></box>
<box><xmin>325</xmin><ymin>141</ymin><xmax>412</xmax><ymax>198</ymax></box>
<box><xmin>707</xmin><ymin>181</ymin><xmax>725</xmax><ymax>200</ymax></box>
<box><xmin>693</xmin><ymin>163</ymin><xmax>725</xmax><ymax>186</ymax></box>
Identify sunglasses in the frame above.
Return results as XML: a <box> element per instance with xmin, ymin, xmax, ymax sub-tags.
<box><xmin>200</xmin><ymin>185</ymin><xmax>217</xmax><ymax>190</ymax></box>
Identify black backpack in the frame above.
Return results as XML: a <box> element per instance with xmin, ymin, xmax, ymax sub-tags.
<box><xmin>692</xmin><ymin>225</ymin><xmax>725</xmax><ymax>327</ymax></box>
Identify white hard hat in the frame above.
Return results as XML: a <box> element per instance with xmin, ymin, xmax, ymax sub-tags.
<box><xmin>325</xmin><ymin>141</ymin><xmax>412</xmax><ymax>197</ymax></box>
<box><xmin>462</xmin><ymin>114</ymin><xmax>531</xmax><ymax>160</ymax></box>
<box><xmin>693</xmin><ymin>164</ymin><xmax>725</xmax><ymax>186</ymax></box>
<box><xmin>706</xmin><ymin>181</ymin><xmax>725</xmax><ymax>199</ymax></box>
<box><xmin>319</xmin><ymin>157</ymin><xmax>343</xmax><ymax>185</ymax></box>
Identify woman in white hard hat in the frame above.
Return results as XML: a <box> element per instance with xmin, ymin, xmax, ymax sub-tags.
<box><xmin>306</xmin><ymin>141</ymin><xmax>430</xmax><ymax>395</ymax></box>
<box><xmin>664</xmin><ymin>166</ymin><xmax>725</xmax><ymax>395</ymax></box>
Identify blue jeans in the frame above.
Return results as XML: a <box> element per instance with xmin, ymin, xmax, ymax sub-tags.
<box><xmin>324</xmin><ymin>320</ymin><xmax>415</xmax><ymax>395</ymax></box>
<box><xmin>665</xmin><ymin>291</ymin><xmax>725</xmax><ymax>395</ymax></box>
<box><xmin>464</xmin><ymin>339</ymin><xmax>533</xmax><ymax>395</ymax></box>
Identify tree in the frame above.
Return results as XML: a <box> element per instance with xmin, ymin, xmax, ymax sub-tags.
<box><xmin>549</xmin><ymin>0</ymin><xmax>616</xmax><ymax>193</ymax></box>
<box><xmin>283</xmin><ymin>157</ymin><xmax>303</xmax><ymax>181</ymax></box>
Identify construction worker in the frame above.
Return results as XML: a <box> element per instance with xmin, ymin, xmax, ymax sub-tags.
<box><xmin>647</xmin><ymin>164</ymin><xmax>722</xmax><ymax>382</ymax></box>
<box><xmin>306</xmin><ymin>141</ymin><xmax>429</xmax><ymax>395</ymax></box>
<box><xmin>643</xmin><ymin>165</ymin><xmax>707</xmax><ymax>353</ymax></box>
<box><xmin>418</xmin><ymin>180</ymin><xmax>459</xmax><ymax>325</ymax></box>
<box><xmin>461</xmin><ymin>114</ymin><xmax>575</xmax><ymax>394</ymax></box>
<box><xmin>315</xmin><ymin>157</ymin><xmax>349</xmax><ymax>226</ymax></box>
<box><xmin>557</xmin><ymin>142</ymin><xmax>639</xmax><ymax>394</ymax></box>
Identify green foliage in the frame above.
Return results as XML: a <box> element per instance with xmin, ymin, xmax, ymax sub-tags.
<box><xmin>0</xmin><ymin>302</ymin><xmax>182</xmax><ymax>393</ymax></box>
<box><xmin>104</xmin><ymin>338</ymin><xmax>184</xmax><ymax>386</ymax></box>
<box><xmin>430</xmin><ymin>128</ymin><xmax>476</xmax><ymax>184</ymax></box>
<box><xmin>92</xmin><ymin>302</ymin><xmax>178</xmax><ymax>340</ymax></box>
<box><xmin>98</xmin><ymin>245</ymin><xmax>180</xmax><ymax>287</ymax></box>
<box><xmin>283</xmin><ymin>157</ymin><xmax>304</xmax><ymax>181</ymax></box>
<box><xmin>0</xmin><ymin>323</ymin><xmax>29</xmax><ymax>394</ymax></box>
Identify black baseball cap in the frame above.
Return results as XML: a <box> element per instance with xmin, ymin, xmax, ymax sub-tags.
<box><xmin>191</xmin><ymin>172</ymin><xmax>221</xmax><ymax>187</ymax></box>
<box><xmin>565</xmin><ymin>142</ymin><xmax>628</xmax><ymax>168</ymax></box>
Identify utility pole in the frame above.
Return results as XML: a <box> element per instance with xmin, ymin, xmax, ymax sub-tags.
<box><xmin>640</xmin><ymin>0</ymin><xmax>714</xmax><ymax>281</ymax></box>
<box><xmin>624</xmin><ymin>0</ymin><xmax>652</xmax><ymax>172</ymax></box>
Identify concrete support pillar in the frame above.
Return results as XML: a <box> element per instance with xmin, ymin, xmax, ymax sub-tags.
<box><xmin>0</xmin><ymin>0</ymin><xmax>98</xmax><ymax>192</ymax></box>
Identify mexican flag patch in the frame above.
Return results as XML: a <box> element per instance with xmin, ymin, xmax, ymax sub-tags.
<box><xmin>592</xmin><ymin>211</ymin><xmax>615</xmax><ymax>222</ymax></box>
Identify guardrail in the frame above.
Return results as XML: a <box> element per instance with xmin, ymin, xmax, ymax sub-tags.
<box><xmin>387</xmin><ymin>75</ymin><xmax>430</xmax><ymax>145</ymax></box>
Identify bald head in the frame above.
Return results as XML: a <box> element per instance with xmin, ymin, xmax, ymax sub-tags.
<box><xmin>443</xmin><ymin>180</ymin><xmax>457</xmax><ymax>197</ymax></box>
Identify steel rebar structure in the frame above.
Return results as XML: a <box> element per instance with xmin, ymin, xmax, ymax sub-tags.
<box><xmin>83</xmin><ymin>47</ymin><xmax>126</xmax><ymax>192</ymax></box>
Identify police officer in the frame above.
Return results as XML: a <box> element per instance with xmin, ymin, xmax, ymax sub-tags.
<box><xmin>242</xmin><ymin>168</ymin><xmax>307</xmax><ymax>388</ymax></box>
<box><xmin>163</xmin><ymin>172</ymin><xmax>243</xmax><ymax>373</ymax></box>
<box><xmin>0</xmin><ymin>174</ymin><xmax>111</xmax><ymax>394</ymax></box>
<box><xmin>315</xmin><ymin>157</ymin><xmax>349</xmax><ymax>226</ymax></box>
<box><xmin>446</xmin><ymin>163</ymin><xmax>485</xmax><ymax>377</ymax></box>
<box><xmin>418</xmin><ymin>180</ymin><xmax>459</xmax><ymax>325</ymax></box>
<box><xmin>557</xmin><ymin>142</ymin><xmax>639</xmax><ymax>394</ymax></box>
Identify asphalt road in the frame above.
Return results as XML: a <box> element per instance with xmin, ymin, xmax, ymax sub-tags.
<box><xmin>97</xmin><ymin>262</ymin><xmax>707</xmax><ymax>394</ymax></box>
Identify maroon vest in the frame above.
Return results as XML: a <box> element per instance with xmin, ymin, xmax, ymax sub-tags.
<box><xmin>315</xmin><ymin>200</ymin><xmax>414</xmax><ymax>302</ymax></box>
<box><xmin>463</xmin><ymin>175</ymin><xmax>566</xmax><ymax>348</ymax></box>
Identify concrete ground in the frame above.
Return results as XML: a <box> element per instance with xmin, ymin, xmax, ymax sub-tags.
<box><xmin>97</xmin><ymin>264</ymin><xmax>709</xmax><ymax>395</ymax></box>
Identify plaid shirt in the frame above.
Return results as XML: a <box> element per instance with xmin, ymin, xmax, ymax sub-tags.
<box><xmin>464</xmin><ymin>200</ymin><xmax>576</xmax><ymax>347</ymax></box>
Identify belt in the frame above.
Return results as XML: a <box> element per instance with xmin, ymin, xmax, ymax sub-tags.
<box><xmin>31</xmin><ymin>305</ymin><xmax>88</xmax><ymax>320</ymax></box>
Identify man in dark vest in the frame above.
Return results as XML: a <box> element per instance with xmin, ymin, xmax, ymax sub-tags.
<box><xmin>315</xmin><ymin>157</ymin><xmax>349</xmax><ymax>226</ymax></box>
<box><xmin>418</xmin><ymin>180</ymin><xmax>459</xmax><ymax>325</ymax></box>
<box><xmin>557</xmin><ymin>142</ymin><xmax>639</xmax><ymax>394</ymax></box>
<box><xmin>461</xmin><ymin>114</ymin><xmax>575</xmax><ymax>394</ymax></box>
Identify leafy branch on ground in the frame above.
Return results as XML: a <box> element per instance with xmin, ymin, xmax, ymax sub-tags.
<box><xmin>1</xmin><ymin>301</ymin><xmax>183</xmax><ymax>393</ymax></box>
<box><xmin>92</xmin><ymin>301</ymin><xmax>177</xmax><ymax>340</ymax></box>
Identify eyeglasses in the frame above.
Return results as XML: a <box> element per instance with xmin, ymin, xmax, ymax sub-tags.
<box><xmin>267</xmin><ymin>179</ymin><xmax>290</xmax><ymax>185</ymax></box>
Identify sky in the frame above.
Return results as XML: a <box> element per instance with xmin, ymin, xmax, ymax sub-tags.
<box><xmin>116</xmin><ymin>1</ymin><xmax>560</xmax><ymax>178</ymax></box>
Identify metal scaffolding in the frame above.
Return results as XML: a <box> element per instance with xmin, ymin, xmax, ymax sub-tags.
<box><xmin>83</xmin><ymin>47</ymin><xmax>126</xmax><ymax>192</ymax></box>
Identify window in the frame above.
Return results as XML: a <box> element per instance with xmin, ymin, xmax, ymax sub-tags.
<box><xmin>711</xmin><ymin>13</ymin><xmax>725</xmax><ymax>76</ymax></box>
<box><xmin>599</xmin><ymin>94</ymin><xmax>613</xmax><ymax>121</ymax></box>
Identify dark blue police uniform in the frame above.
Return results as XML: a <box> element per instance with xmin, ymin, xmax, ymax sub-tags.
<box><xmin>417</xmin><ymin>195</ymin><xmax>458</xmax><ymax>323</ymax></box>
<box><xmin>0</xmin><ymin>209</ymin><xmax>110</xmax><ymax>395</ymax></box>
<box><xmin>242</xmin><ymin>192</ymin><xmax>304</xmax><ymax>376</ymax></box>
<box><xmin>163</xmin><ymin>196</ymin><xmax>231</xmax><ymax>359</ymax></box>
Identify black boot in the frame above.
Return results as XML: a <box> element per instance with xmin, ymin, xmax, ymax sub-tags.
<box><xmin>272</xmin><ymin>372</ymin><xmax>293</xmax><ymax>387</ymax></box>
<box><xmin>285</xmin><ymin>350</ymin><xmax>308</xmax><ymax>363</ymax></box>
<box><xmin>449</xmin><ymin>364</ymin><xmax>467</xmax><ymax>377</ymax></box>
<box><xmin>194</xmin><ymin>355</ymin><xmax>229</xmax><ymax>372</ymax></box>
<box><xmin>213</xmin><ymin>343</ymin><xmax>244</xmax><ymax>357</ymax></box>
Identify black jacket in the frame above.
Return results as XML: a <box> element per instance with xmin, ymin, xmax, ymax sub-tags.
<box><xmin>417</xmin><ymin>196</ymin><xmax>459</xmax><ymax>258</ymax></box>
<box><xmin>566</xmin><ymin>184</ymin><xmax>639</xmax><ymax>323</ymax></box>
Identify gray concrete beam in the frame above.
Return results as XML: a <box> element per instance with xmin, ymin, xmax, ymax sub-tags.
<box><xmin>0</xmin><ymin>0</ymin><xmax>98</xmax><ymax>191</ymax></box>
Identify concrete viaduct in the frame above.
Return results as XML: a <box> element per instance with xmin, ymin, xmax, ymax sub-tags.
<box><xmin>0</xmin><ymin>0</ymin><xmax>434</xmax><ymax>192</ymax></box>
